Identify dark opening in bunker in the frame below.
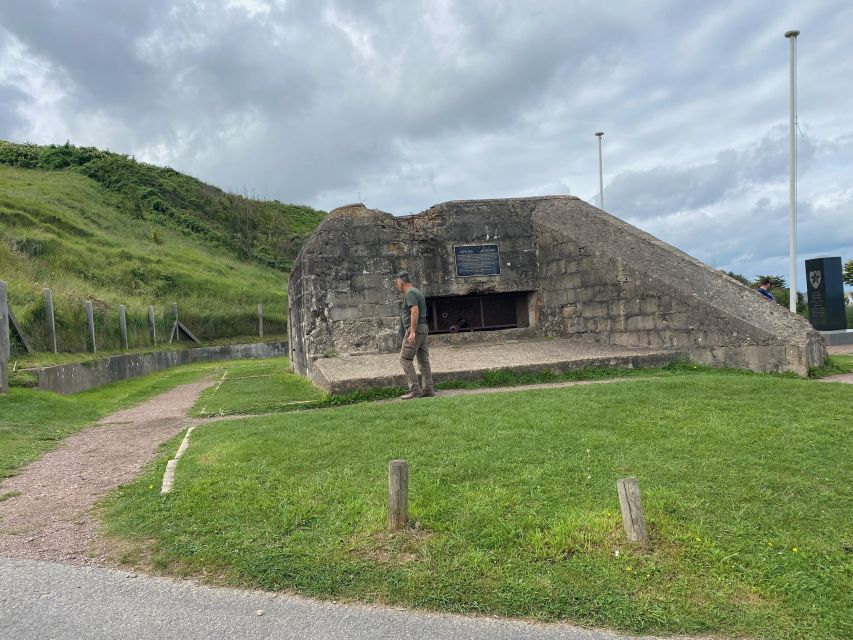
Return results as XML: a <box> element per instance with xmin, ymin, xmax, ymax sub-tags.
<box><xmin>426</xmin><ymin>291</ymin><xmax>533</xmax><ymax>334</ymax></box>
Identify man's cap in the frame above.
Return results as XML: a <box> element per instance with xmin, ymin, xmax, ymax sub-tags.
<box><xmin>394</xmin><ymin>271</ymin><xmax>411</xmax><ymax>281</ymax></box>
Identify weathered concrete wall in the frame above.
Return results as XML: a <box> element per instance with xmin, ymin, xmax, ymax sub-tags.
<box><xmin>530</xmin><ymin>198</ymin><xmax>824</xmax><ymax>374</ymax></box>
<box><xmin>29</xmin><ymin>341</ymin><xmax>289</xmax><ymax>395</ymax></box>
<box><xmin>288</xmin><ymin>202</ymin><xmax>540</xmax><ymax>376</ymax></box>
<box><xmin>288</xmin><ymin>197</ymin><xmax>825</xmax><ymax>378</ymax></box>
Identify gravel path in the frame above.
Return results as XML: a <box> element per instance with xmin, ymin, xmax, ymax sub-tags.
<box><xmin>0</xmin><ymin>380</ymin><xmax>212</xmax><ymax>564</ymax></box>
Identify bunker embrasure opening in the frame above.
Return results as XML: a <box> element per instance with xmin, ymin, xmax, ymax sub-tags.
<box><xmin>426</xmin><ymin>291</ymin><xmax>534</xmax><ymax>333</ymax></box>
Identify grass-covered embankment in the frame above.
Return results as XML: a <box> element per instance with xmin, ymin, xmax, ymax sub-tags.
<box><xmin>0</xmin><ymin>141</ymin><xmax>324</xmax><ymax>352</ymax></box>
<box><xmin>102</xmin><ymin>372</ymin><xmax>852</xmax><ymax>640</ymax></box>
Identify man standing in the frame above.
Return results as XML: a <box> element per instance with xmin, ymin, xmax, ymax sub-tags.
<box><xmin>394</xmin><ymin>271</ymin><xmax>434</xmax><ymax>399</ymax></box>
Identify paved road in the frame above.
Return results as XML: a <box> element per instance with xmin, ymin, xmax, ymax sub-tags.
<box><xmin>0</xmin><ymin>557</ymin><xmax>667</xmax><ymax>640</ymax></box>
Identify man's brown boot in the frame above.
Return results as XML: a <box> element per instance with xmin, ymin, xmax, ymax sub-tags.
<box><xmin>400</xmin><ymin>390</ymin><xmax>423</xmax><ymax>400</ymax></box>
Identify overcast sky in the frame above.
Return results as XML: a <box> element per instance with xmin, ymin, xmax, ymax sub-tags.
<box><xmin>1</xmin><ymin>0</ymin><xmax>851</xmax><ymax>287</ymax></box>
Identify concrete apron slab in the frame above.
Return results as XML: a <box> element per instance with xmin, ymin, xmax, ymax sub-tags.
<box><xmin>312</xmin><ymin>338</ymin><xmax>686</xmax><ymax>394</ymax></box>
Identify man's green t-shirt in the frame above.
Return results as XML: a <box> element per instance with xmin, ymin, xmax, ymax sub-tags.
<box><xmin>401</xmin><ymin>286</ymin><xmax>428</xmax><ymax>331</ymax></box>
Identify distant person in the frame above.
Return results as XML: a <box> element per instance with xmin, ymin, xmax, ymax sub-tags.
<box><xmin>757</xmin><ymin>278</ymin><xmax>775</xmax><ymax>302</ymax></box>
<box><xmin>394</xmin><ymin>271</ymin><xmax>434</xmax><ymax>399</ymax></box>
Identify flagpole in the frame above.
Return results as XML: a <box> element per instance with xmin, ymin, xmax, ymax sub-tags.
<box><xmin>595</xmin><ymin>131</ymin><xmax>604</xmax><ymax>210</ymax></box>
<box><xmin>785</xmin><ymin>29</ymin><xmax>799</xmax><ymax>312</ymax></box>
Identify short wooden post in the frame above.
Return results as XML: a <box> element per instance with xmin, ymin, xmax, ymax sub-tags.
<box><xmin>119</xmin><ymin>304</ymin><xmax>128</xmax><ymax>349</ymax></box>
<box><xmin>148</xmin><ymin>305</ymin><xmax>157</xmax><ymax>345</ymax></box>
<box><xmin>258</xmin><ymin>303</ymin><xmax>264</xmax><ymax>337</ymax></box>
<box><xmin>85</xmin><ymin>300</ymin><xmax>96</xmax><ymax>354</ymax></box>
<box><xmin>43</xmin><ymin>287</ymin><xmax>57</xmax><ymax>354</ymax></box>
<box><xmin>616</xmin><ymin>477</ymin><xmax>648</xmax><ymax>546</ymax></box>
<box><xmin>387</xmin><ymin>459</ymin><xmax>409</xmax><ymax>531</ymax></box>
<box><xmin>0</xmin><ymin>280</ymin><xmax>9</xmax><ymax>394</ymax></box>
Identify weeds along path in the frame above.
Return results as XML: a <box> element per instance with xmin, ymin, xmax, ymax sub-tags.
<box><xmin>0</xmin><ymin>380</ymin><xmax>213</xmax><ymax>564</ymax></box>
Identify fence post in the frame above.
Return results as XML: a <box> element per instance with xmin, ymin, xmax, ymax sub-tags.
<box><xmin>0</xmin><ymin>281</ymin><xmax>9</xmax><ymax>394</ymax></box>
<box><xmin>148</xmin><ymin>305</ymin><xmax>157</xmax><ymax>346</ymax></box>
<box><xmin>387</xmin><ymin>459</ymin><xmax>409</xmax><ymax>531</ymax></box>
<box><xmin>169</xmin><ymin>303</ymin><xmax>179</xmax><ymax>343</ymax></box>
<box><xmin>118</xmin><ymin>304</ymin><xmax>128</xmax><ymax>349</ymax></box>
<box><xmin>85</xmin><ymin>300</ymin><xmax>96</xmax><ymax>353</ymax></box>
<box><xmin>43</xmin><ymin>287</ymin><xmax>57</xmax><ymax>354</ymax></box>
<box><xmin>616</xmin><ymin>477</ymin><xmax>648</xmax><ymax>546</ymax></box>
<box><xmin>258</xmin><ymin>303</ymin><xmax>264</xmax><ymax>338</ymax></box>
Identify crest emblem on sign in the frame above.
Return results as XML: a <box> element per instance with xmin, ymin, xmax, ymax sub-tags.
<box><xmin>808</xmin><ymin>270</ymin><xmax>822</xmax><ymax>289</ymax></box>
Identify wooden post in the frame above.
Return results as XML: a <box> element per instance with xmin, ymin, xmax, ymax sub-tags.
<box><xmin>616</xmin><ymin>477</ymin><xmax>648</xmax><ymax>546</ymax></box>
<box><xmin>119</xmin><ymin>304</ymin><xmax>128</xmax><ymax>349</ymax></box>
<box><xmin>148</xmin><ymin>305</ymin><xmax>157</xmax><ymax>346</ymax></box>
<box><xmin>43</xmin><ymin>287</ymin><xmax>57</xmax><ymax>354</ymax></box>
<box><xmin>387</xmin><ymin>459</ymin><xmax>409</xmax><ymax>531</ymax></box>
<box><xmin>0</xmin><ymin>280</ymin><xmax>9</xmax><ymax>394</ymax></box>
<box><xmin>258</xmin><ymin>303</ymin><xmax>264</xmax><ymax>337</ymax></box>
<box><xmin>169</xmin><ymin>303</ymin><xmax>178</xmax><ymax>344</ymax></box>
<box><xmin>85</xmin><ymin>300</ymin><xmax>96</xmax><ymax>353</ymax></box>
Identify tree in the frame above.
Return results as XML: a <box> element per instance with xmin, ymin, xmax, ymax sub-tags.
<box><xmin>721</xmin><ymin>270</ymin><xmax>750</xmax><ymax>286</ymax></box>
<box><xmin>843</xmin><ymin>259</ymin><xmax>853</xmax><ymax>286</ymax></box>
<box><xmin>771</xmin><ymin>287</ymin><xmax>807</xmax><ymax>314</ymax></box>
<box><xmin>752</xmin><ymin>274</ymin><xmax>786</xmax><ymax>289</ymax></box>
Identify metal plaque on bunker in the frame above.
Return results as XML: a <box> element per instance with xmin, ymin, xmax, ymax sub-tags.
<box><xmin>454</xmin><ymin>244</ymin><xmax>500</xmax><ymax>277</ymax></box>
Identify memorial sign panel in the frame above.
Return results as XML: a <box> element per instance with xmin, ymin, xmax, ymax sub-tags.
<box><xmin>805</xmin><ymin>256</ymin><xmax>846</xmax><ymax>331</ymax></box>
<box><xmin>455</xmin><ymin>244</ymin><xmax>500</xmax><ymax>277</ymax></box>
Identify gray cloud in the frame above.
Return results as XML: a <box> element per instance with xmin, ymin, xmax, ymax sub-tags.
<box><xmin>606</xmin><ymin>126</ymin><xmax>818</xmax><ymax>219</ymax></box>
<box><xmin>0</xmin><ymin>0</ymin><xmax>850</xmax><ymax>287</ymax></box>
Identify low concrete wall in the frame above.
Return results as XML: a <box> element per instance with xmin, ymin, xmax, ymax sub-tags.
<box><xmin>821</xmin><ymin>329</ymin><xmax>853</xmax><ymax>346</ymax></box>
<box><xmin>29</xmin><ymin>341</ymin><xmax>289</xmax><ymax>395</ymax></box>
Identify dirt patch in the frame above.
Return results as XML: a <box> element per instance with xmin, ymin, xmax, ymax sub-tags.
<box><xmin>819</xmin><ymin>372</ymin><xmax>853</xmax><ymax>384</ymax></box>
<box><xmin>0</xmin><ymin>380</ymin><xmax>212</xmax><ymax>565</ymax></box>
<box><xmin>827</xmin><ymin>344</ymin><xmax>853</xmax><ymax>355</ymax></box>
<box><xmin>348</xmin><ymin>526</ymin><xmax>434</xmax><ymax>565</ymax></box>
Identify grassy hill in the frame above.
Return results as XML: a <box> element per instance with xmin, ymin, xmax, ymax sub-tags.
<box><xmin>0</xmin><ymin>141</ymin><xmax>324</xmax><ymax>354</ymax></box>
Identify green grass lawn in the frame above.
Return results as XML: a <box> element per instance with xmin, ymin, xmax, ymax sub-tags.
<box><xmin>192</xmin><ymin>357</ymin><xmax>326</xmax><ymax>417</ymax></box>
<box><xmin>101</xmin><ymin>373</ymin><xmax>853</xmax><ymax>640</ymax></box>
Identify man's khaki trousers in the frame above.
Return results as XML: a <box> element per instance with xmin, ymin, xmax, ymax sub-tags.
<box><xmin>400</xmin><ymin>324</ymin><xmax>433</xmax><ymax>393</ymax></box>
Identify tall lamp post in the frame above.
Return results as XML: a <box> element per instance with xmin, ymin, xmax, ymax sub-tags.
<box><xmin>595</xmin><ymin>131</ymin><xmax>604</xmax><ymax>210</ymax></box>
<box><xmin>785</xmin><ymin>29</ymin><xmax>799</xmax><ymax>312</ymax></box>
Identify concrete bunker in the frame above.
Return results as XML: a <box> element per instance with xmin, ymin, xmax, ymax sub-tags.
<box><xmin>288</xmin><ymin>196</ymin><xmax>825</xmax><ymax>387</ymax></box>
